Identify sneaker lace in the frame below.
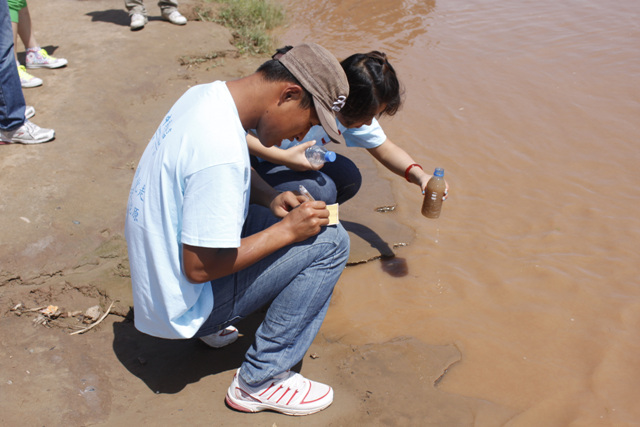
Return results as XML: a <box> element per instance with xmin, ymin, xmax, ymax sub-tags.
<box><xmin>17</xmin><ymin>65</ymin><xmax>38</xmax><ymax>81</ymax></box>
<box><xmin>276</xmin><ymin>372</ymin><xmax>306</xmax><ymax>392</ymax></box>
<box><xmin>38</xmin><ymin>49</ymin><xmax>53</xmax><ymax>60</ymax></box>
<box><xmin>22</xmin><ymin>120</ymin><xmax>39</xmax><ymax>135</ymax></box>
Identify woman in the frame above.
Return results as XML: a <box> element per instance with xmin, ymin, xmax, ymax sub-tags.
<box><xmin>249</xmin><ymin>48</ymin><xmax>448</xmax><ymax>205</ymax></box>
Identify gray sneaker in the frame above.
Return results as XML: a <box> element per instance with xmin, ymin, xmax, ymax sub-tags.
<box><xmin>163</xmin><ymin>10</ymin><xmax>187</xmax><ymax>25</ymax></box>
<box><xmin>0</xmin><ymin>120</ymin><xmax>55</xmax><ymax>144</ymax></box>
<box><xmin>130</xmin><ymin>13</ymin><xmax>148</xmax><ymax>30</ymax></box>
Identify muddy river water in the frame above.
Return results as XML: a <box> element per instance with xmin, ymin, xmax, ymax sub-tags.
<box><xmin>274</xmin><ymin>0</ymin><xmax>640</xmax><ymax>424</ymax></box>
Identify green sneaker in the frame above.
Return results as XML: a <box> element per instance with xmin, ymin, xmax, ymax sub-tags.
<box><xmin>18</xmin><ymin>65</ymin><xmax>43</xmax><ymax>88</ymax></box>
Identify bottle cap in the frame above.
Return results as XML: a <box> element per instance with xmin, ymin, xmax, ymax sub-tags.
<box><xmin>433</xmin><ymin>167</ymin><xmax>444</xmax><ymax>177</ymax></box>
<box><xmin>324</xmin><ymin>151</ymin><xmax>337</xmax><ymax>162</ymax></box>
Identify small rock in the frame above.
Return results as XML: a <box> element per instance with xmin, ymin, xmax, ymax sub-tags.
<box><xmin>84</xmin><ymin>305</ymin><xmax>101</xmax><ymax>323</ymax></box>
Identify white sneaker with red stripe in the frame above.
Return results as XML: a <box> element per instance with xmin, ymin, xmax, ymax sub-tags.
<box><xmin>199</xmin><ymin>325</ymin><xmax>238</xmax><ymax>348</ymax></box>
<box><xmin>226</xmin><ymin>369</ymin><xmax>333</xmax><ymax>416</ymax></box>
<box><xmin>0</xmin><ymin>120</ymin><xmax>54</xmax><ymax>144</ymax></box>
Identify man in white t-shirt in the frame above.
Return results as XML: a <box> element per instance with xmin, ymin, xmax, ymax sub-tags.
<box><xmin>125</xmin><ymin>44</ymin><xmax>350</xmax><ymax>416</ymax></box>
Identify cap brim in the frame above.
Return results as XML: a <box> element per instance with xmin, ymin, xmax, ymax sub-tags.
<box><xmin>315</xmin><ymin>97</ymin><xmax>345</xmax><ymax>144</ymax></box>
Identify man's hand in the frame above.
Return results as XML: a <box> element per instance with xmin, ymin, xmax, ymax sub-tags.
<box><xmin>270</xmin><ymin>191</ymin><xmax>304</xmax><ymax>218</ymax></box>
<box><xmin>279</xmin><ymin>199</ymin><xmax>330</xmax><ymax>243</ymax></box>
<box><xmin>183</xmin><ymin>197</ymin><xmax>329</xmax><ymax>283</ymax></box>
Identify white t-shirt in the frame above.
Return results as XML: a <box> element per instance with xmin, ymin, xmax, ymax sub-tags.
<box><xmin>278</xmin><ymin>117</ymin><xmax>387</xmax><ymax>150</ymax></box>
<box><xmin>125</xmin><ymin>81</ymin><xmax>250</xmax><ymax>339</ymax></box>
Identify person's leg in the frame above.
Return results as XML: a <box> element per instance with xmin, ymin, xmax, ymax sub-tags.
<box><xmin>7</xmin><ymin>0</ymin><xmax>24</xmax><ymax>57</ymax></box>
<box><xmin>197</xmin><ymin>205</ymin><xmax>350</xmax><ymax>385</ymax></box>
<box><xmin>19</xmin><ymin>7</ymin><xmax>67</xmax><ymax>69</ymax></box>
<box><xmin>316</xmin><ymin>154</ymin><xmax>362</xmax><ymax>204</ymax></box>
<box><xmin>255</xmin><ymin>162</ymin><xmax>338</xmax><ymax>204</ymax></box>
<box><xmin>124</xmin><ymin>0</ymin><xmax>146</xmax><ymax>15</ymax></box>
<box><xmin>126</xmin><ymin>0</ymin><xmax>148</xmax><ymax>29</ymax></box>
<box><xmin>16</xmin><ymin>5</ymin><xmax>36</xmax><ymax>50</ymax></box>
<box><xmin>11</xmin><ymin>17</ymin><xmax>18</xmax><ymax>61</ymax></box>
<box><xmin>0</xmin><ymin>0</ymin><xmax>26</xmax><ymax>130</ymax></box>
<box><xmin>255</xmin><ymin>153</ymin><xmax>362</xmax><ymax>205</ymax></box>
<box><xmin>158</xmin><ymin>0</ymin><xmax>186</xmax><ymax>25</ymax></box>
<box><xmin>6</xmin><ymin>0</ymin><xmax>22</xmax><ymax>24</ymax></box>
<box><xmin>0</xmin><ymin>0</ymin><xmax>53</xmax><ymax>144</ymax></box>
<box><xmin>157</xmin><ymin>0</ymin><xmax>179</xmax><ymax>13</ymax></box>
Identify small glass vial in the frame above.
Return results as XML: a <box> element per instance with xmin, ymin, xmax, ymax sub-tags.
<box><xmin>421</xmin><ymin>168</ymin><xmax>446</xmax><ymax>218</ymax></box>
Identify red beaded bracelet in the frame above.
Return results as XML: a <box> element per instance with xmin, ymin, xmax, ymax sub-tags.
<box><xmin>404</xmin><ymin>163</ymin><xmax>423</xmax><ymax>182</ymax></box>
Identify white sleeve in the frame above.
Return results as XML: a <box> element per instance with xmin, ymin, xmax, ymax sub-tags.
<box><xmin>343</xmin><ymin>118</ymin><xmax>387</xmax><ymax>149</ymax></box>
<box><xmin>181</xmin><ymin>162</ymin><xmax>249</xmax><ymax>248</ymax></box>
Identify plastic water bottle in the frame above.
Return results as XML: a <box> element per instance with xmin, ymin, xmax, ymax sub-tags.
<box><xmin>305</xmin><ymin>145</ymin><xmax>337</xmax><ymax>167</ymax></box>
<box><xmin>421</xmin><ymin>168</ymin><xmax>446</xmax><ymax>218</ymax></box>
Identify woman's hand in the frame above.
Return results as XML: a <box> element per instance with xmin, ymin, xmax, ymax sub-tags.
<box><xmin>420</xmin><ymin>173</ymin><xmax>450</xmax><ymax>201</ymax></box>
<box><xmin>284</xmin><ymin>140</ymin><xmax>322</xmax><ymax>171</ymax></box>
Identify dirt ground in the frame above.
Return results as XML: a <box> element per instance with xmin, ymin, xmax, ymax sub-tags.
<box><xmin>0</xmin><ymin>1</ymin><xmax>517</xmax><ymax>425</ymax></box>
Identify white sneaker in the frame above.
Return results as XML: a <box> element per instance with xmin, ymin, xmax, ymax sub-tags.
<box><xmin>225</xmin><ymin>369</ymin><xmax>333</xmax><ymax>416</ymax></box>
<box><xmin>163</xmin><ymin>10</ymin><xmax>187</xmax><ymax>25</ymax></box>
<box><xmin>0</xmin><ymin>120</ymin><xmax>54</xmax><ymax>144</ymax></box>
<box><xmin>25</xmin><ymin>106</ymin><xmax>35</xmax><ymax>120</ymax></box>
<box><xmin>130</xmin><ymin>13</ymin><xmax>147</xmax><ymax>30</ymax></box>
<box><xmin>199</xmin><ymin>326</ymin><xmax>239</xmax><ymax>348</ymax></box>
<box><xmin>25</xmin><ymin>48</ymin><xmax>68</xmax><ymax>69</ymax></box>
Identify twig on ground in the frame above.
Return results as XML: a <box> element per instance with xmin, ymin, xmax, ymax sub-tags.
<box><xmin>70</xmin><ymin>300</ymin><xmax>115</xmax><ymax>336</ymax></box>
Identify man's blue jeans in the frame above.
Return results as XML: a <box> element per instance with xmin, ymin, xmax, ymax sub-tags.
<box><xmin>0</xmin><ymin>0</ymin><xmax>26</xmax><ymax>131</ymax></box>
<box><xmin>196</xmin><ymin>205</ymin><xmax>350</xmax><ymax>385</ymax></box>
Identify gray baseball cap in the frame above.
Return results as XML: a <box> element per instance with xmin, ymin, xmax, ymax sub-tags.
<box><xmin>278</xmin><ymin>43</ymin><xmax>349</xmax><ymax>144</ymax></box>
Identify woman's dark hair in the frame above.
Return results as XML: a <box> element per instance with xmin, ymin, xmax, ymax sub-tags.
<box><xmin>339</xmin><ymin>51</ymin><xmax>403</xmax><ymax>126</ymax></box>
<box><xmin>256</xmin><ymin>46</ymin><xmax>313</xmax><ymax>109</ymax></box>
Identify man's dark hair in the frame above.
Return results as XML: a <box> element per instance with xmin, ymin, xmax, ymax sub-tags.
<box><xmin>339</xmin><ymin>51</ymin><xmax>403</xmax><ymax>126</ymax></box>
<box><xmin>257</xmin><ymin>46</ymin><xmax>313</xmax><ymax>109</ymax></box>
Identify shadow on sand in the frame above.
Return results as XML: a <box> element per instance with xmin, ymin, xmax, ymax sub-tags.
<box><xmin>112</xmin><ymin>308</ymin><xmax>304</xmax><ymax>394</ymax></box>
<box><xmin>85</xmin><ymin>9</ymin><xmax>168</xmax><ymax>27</ymax></box>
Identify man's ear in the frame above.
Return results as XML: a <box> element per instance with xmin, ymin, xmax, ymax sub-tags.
<box><xmin>279</xmin><ymin>84</ymin><xmax>304</xmax><ymax>105</ymax></box>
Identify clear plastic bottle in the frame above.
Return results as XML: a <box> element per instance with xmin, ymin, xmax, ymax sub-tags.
<box><xmin>421</xmin><ymin>168</ymin><xmax>446</xmax><ymax>218</ymax></box>
<box><xmin>305</xmin><ymin>145</ymin><xmax>337</xmax><ymax>167</ymax></box>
